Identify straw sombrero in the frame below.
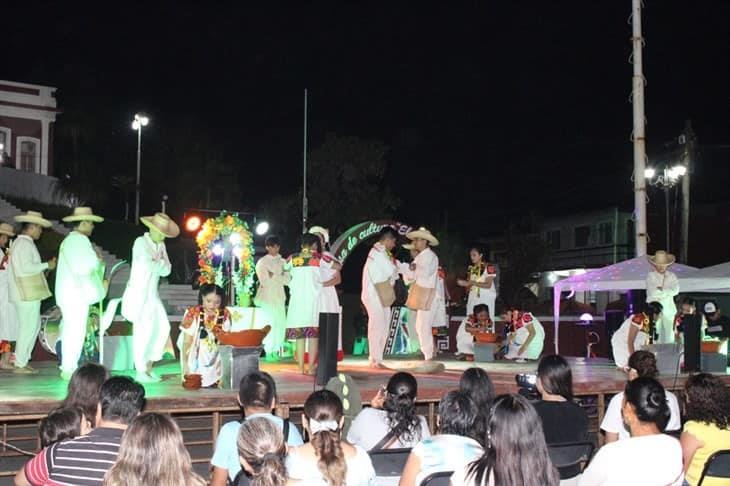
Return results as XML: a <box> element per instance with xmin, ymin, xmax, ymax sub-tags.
<box><xmin>14</xmin><ymin>211</ymin><xmax>52</xmax><ymax>228</ymax></box>
<box><xmin>308</xmin><ymin>225</ymin><xmax>330</xmax><ymax>244</ymax></box>
<box><xmin>141</xmin><ymin>213</ymin><xmax>180</xmax><ymax>238</ymax></box>
<box><xmin>406</xmin><ymin>227</ymin><xmax>439</xmax><ymax>247</ymax></box>
<box><xmin>62</xmin><ymin>207</ymin><xmax>104</xmax><ymax>223</ymax></box>
<box><xmin>402</xmin><ymin>243</ymin><xmax>416</xmax><ymax>250</ymax></box>
<box><xmin>0</xmin><ymin>223</ymin><xmax>15</xmax><ymax>236</ymax></box>
<box><xmin>648</xmin><ymin>250</ymin><xmax>675</xmax><ymax>268</ymax></box>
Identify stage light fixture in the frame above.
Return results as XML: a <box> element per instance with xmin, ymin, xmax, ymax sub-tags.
<box><xmin>212</xmin><ymin>243</ymin><xmax>224</xmax><ymax>256</ymax></box>
<box><xmin>229</xmin><ymin>232</ymin><xmax>242</xmax><ymax>245</ymax></box>
<box><xmin>255</xmin><ymin>221</ymin><xmax>270</xmax><ymax>236</ymax></box>
<box><xmin>185</xmin><ymin>215</ymin><xmax>202</xmax><ymax>233</ymax></box>
<box><xmin>644</xmin><ymin>167</ymin><xmax>656</xmax><ymax>179</ymax></box>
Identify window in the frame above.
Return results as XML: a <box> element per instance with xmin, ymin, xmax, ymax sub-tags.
<box><xmin>545</xmin><ymin>229</ymin><xmax>561</xmax><ymax>250</ymax></box>
<box><xmin>598</xmin><ymin>221</ymin><xmax>613</xmax><ymax>245</ymax></box>
<box><xmin>574</xmin><ymin>226</ymin><xmax>590</xmax><ymax>247</ymax></box>
<box><xmin>0</xmin><ymin>127</ymin><xmax>10</xmax><ymax>160</ymax></box>
<box><xmin>16</xmin><ymin>137</ymin><xmax>40</xmax><ymax>173</ymax></box>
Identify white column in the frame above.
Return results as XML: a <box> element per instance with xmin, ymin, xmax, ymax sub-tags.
<box><xmin>41</xmin><ymin>118</ymin><xmax>50</xmax><ymax>175</ymax></box>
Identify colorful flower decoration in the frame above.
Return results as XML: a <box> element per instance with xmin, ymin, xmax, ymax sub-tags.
<box><xmin>195</xmin><ymin>211</ymin><xmax>255</xmax><ymax>306</ymax></box>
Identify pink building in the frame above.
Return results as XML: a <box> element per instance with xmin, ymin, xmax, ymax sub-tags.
<box><xmin>0</xmin><ymin>80</ymin><xmax>59</xmax><ymax>175</ymax></box>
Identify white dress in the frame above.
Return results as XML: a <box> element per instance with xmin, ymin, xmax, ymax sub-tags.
<box><xmin>466</xmin><ymin>264</ymin><xmax>497</xmax><ymax>320</ymax></box>
<box><xmin>0</xmin><ymin>247</ymin><xmax>20</xmax><ymax>342</ymax></box>
<box><xmin>254</xmin><ymin>254</ymin><xmax>290</xmax><ymax>354</ymax></box>
<box><xmin>611</xmin><ymin>313</ymin><xmax>651</xmax><ymax>368</ymax></box>
<box><xmin>505</xmin><ymin>312</ymin><xmax>545</xmax><ymax>360</ymax></box>
<box><xmin>317</xmin><ymin>252</ymin><xmax>340</xmax><ymax>314</ymax></box>
<box><xmin>177</xmin><ymin>306</ymin><xmax>232</xmax><ymax>387</ymax></box>
<box><xmin>412</xmin><ymin>247</ymin><xmax>439</xmax><ymax>360</ymax></box>
<box><xmin>645</xmin><ymin>270</ymin><xmax>679</xmax><ymax>344</ymax></box>
<box><xmin>285</xmin><ymin>252</ymin><xmax>322</xmax><ymax>338</ymax></box>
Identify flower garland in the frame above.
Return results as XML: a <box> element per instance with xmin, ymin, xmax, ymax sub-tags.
<box><xmin>195</xmin><ymin>212</ymin><xmax>255</xmax><ymax>305</ymax></box>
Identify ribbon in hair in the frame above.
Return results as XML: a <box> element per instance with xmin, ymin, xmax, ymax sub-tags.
<box><xmin>308</xmin><ymin>418</ymin><xmax>339</xmax><ymax>434</ymax></box>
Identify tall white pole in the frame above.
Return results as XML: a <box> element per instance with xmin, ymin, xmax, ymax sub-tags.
<box><xmin>680</xmin><ymin>120</ymin><xmax>693</xmax><ymax>263</ymax></box>
<box><xmin>302</xmin><ymin>89</ymin><xmax>308</xmax><ymax>234</ymax></box>
<box><xmin>135</xmin><ymin>125</ymin><xmax>142</xmax><ymax>223</ymax></box>
<box><xmin>631</xmin><ymin>0</ymin><xmax>648</xmax><ymax>257</ymax></box>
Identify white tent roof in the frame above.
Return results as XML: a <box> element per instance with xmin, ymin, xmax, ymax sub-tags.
<box><xmin>677</xmin><ymin>262</ymin><xmax>730</xmax><ymax>293</ymax></box>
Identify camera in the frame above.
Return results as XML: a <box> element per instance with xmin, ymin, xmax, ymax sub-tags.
<box><xmin>515</xmin><ymin>373</ymin><xmax>540</xmax><ymax>401</ymax></box>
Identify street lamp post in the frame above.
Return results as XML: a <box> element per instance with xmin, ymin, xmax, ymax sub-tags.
<box><xmin>644</xmin><ymin>164</ymin><xmax>687</xmax><ymax>253</ymax></box>
<box><xmin>131</xmin><ymin>114</ymin><xmax>150</xmax><ymax>223</ymax></box>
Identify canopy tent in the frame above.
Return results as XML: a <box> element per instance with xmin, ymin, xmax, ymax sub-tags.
<box><xmin>677</xmin><ymin>262</ymin><xmax>730</xmax><ymax>293</ymax></box>
<box><xmin>551</xmin><ymin>256</ymin><xmax>698</xmax><ymax>354</ymax></box>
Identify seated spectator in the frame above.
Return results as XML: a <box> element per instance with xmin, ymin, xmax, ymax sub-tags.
<box><xmin>680</xmin><ymin>373</ymin><xmax>730</xmax><ymax>486</ymax></box>
<box><xmin>236</xmin><ymin>417</ymin><xmax>288</xmax><ymax>486</ymax></box>
<box><xmin>104</xmin><ymin>412</ymin><xmax>206</xmax><ymax>486</ymax></box>
<box><xmin>16</xmin><ymin>376</ymin><xmax>145</xmax><ymax>486</ymax></box>
<box><xmin>39</xmin><ymin>406</ymin><xmax>91</xmax><ymax>447</ymax></box>
<box><xmin>451</xmin><ymin>394</ymin><xmax>560</xmax><ymax>486</ymax></box>
<box><xmin>61</xmin><ymin>362</ymin><xmax>109</xmax><ymax>427</ymax></box>
<box><xmin>211</xmin><ymin>371</ymin><xmax>304</xmax><ymax>485</ymax></box>
<box><xmin>347</xmin><ymin>372</ymin><xmax>430</xmax><ymax>450</ymax></box>
<box><xmin>459</xmin><ymin>367</ymin><xmax>495</xmax><ymax>446</ymax></box>
<box><xmin>399</xmin><ymin>390</ymin><xmax>483</xmax><ymax>486</ymax></box>
<box><xmin>601</xmin><ymin>350</ymin><xmax>681</xmax><ymax>442</ymax></box>
<box><xmin>579</xmin><ymin>377</ymin><xmax>684</xmax><ymax>486</ymax></box>
<box><xmin>287</xmin><ymin>390</ymin><xmax>376</xmax><ymax>485</ymax></box>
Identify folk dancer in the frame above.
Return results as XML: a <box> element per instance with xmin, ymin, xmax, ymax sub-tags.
<box><xmin>56</xmin><ymin>207</ymin><xmax>107</xmax><ymax>380</ymax></box>
<box><xmin>308</xmin><ymin>226</ymin><xmax>342</xmax><ymax>385</ymax></box>
<box><xmin>457</xmin><ymin>246</ymin><xmax>497</xmax><ymax>320</ymax></box>
<box><xmin>502</xmin><ymin>308</ymin><xmax>545</xmax><ymax>361</ymax></box>
<box><xmin>645</xmin><ymin>251</ymin><xmax>679</xmax><ymax>344</ymax></box>
<box><xmin>178</xmin><ymin>284</ymin><xmax>232</xmax><ymax>387</ymax></box>
<box><xmin>398</xmin><ymin>244</ymin><xmax>421</xmax><ymax>354</ymax></box>
<box><xmin>121</xmin><ymin>212</ymin><xmax>179</xmax><ymax>382</ymax></box>
<box><xmin>285</xmin><ymin>234</ymin><xmax>323</xmax><ymax>375</ymax></box>
<box><xmin>254</xmin><ymin>235</ymin><xmax>290</xmax><ymax>358</ymax></box>
<box><xmin>404</xmin><ymin>227</ymin><xmax>440</xmax><ymax>361</ymax></box>
<box><xmin>0</xmin><ymin>223</ymin><xmax>19</xmax><ymax>369</ymax></box>
<box><xmin>361</xmin><ymin>227</ymin><xmax>398</xmax><ymax>368</ymax></box>
<box><xmin>611</xmin><ymin>302</ymin><xmax>662</xmax><ymax>369</ymax></box>
<box><xmin>7</xmin><ymin>211</ymin><xmax>56</xmax><ymax>374</ymax></box>
<box><xmin>455</xmin><ymin>303</ymin><xmax>493</xmax><ymax>359</ymax></box>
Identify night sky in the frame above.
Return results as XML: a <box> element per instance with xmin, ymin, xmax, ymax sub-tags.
<box><xmin>5</xmin><ymin>1</ymin><xmax>729</xmax><ymax>239</ymax></box>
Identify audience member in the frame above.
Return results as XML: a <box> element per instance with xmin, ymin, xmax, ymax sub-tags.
<box><xmin>579</xmin><ymin>377</ymin><xmax>684</xmax><ymax>486</ymax></box>
<box><xmin>451</xmin><ymin>393</ymin><xmax>560</xmax><ymax>486</ymax></box>
<box><xmin>459</xmin><ymin>367</ymin><xmax>495</xmax><ymax>446</ymax></box>
<box><xmin>39</xmin><ymin>406</ymin><xmax>91</xmax><ymax>448</ymax></box>
<box><xmin>236</xmin><ymin>417</ymin><xmax>288</xmax><ymax>486</ymax></box>
<box><xmin>600</xmin><ymin>350</ymin><xmax>681</xmax><ymax>442</ymax></box>
<box><xmin>211</xmin><ymin>371</ymin><xmax>304</xmax><ymax>485</ymax></box>
<box><xmin>287</xmin><ymin>390</ymin><xmax>376</xmax><ymax>486</ymax></box>
<box><xmin>347</xmin><ymin>372</ymin><xmax>430</xmax><ymax>450</ymax></box>
<box><xmin>399</xmin><ymin>390</ymin><xmax>483</xmax><ymax>486</ymax></box>
<box><xmin>16</xmin><ymin>376</ymin><xmax>145</xmax><ymax>486</ymax></box>
<box><xmin>680</xmin><ymin>373</ymin><xmax>730</xmax><ymax>486</ymax></box>
<box><xmin>61</xmin><ymin>362</ymin><xmax>109</xmax><ymax>426</ymax></box>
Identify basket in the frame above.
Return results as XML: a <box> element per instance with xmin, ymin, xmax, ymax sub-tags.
<box><xmin>218</xmin><ymin>326</ymin><xmax>271</xmax><ymax>347</ymax></box>
<box><xmin>474</xmin><ymin>332</ymin><xmax>498</xmax><ymax>344</ymax></box>
<box><xmin>701</xmin><ymin>341</ymin><xmax>722</xmax><ymax>354</ymax></box>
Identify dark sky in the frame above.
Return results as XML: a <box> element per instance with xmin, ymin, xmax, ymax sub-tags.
<box><xmin>4</xmin><ymin>1</ymin><xmax>729</xmax><ymax>237</ymax></box>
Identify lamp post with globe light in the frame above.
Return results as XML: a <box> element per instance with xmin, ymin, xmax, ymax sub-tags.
<box><xmin>644</xmin><ymin>163</ymin><xmax>687</xmax><ymax>252</ymax></box>
<box><xmin>131</xmin><ymin>114</ymin><xmax>150</xmax><ymax>223</ymax></box>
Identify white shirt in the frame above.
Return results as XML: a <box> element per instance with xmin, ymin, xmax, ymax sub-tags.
<box><xmin>361</xmin><ymin>242</ymin><xmax>397</xmax><ymax>304</ymax></box>
<box><xmin>413</xmin><ymin>247</ymin><xmax>438</xmax><ymax>289</ymax></box>
<box><xmin>7</xmin><ymin>234</ymin><xmax>48</xmax><ymax>303</ymax></box>
<box><xmin>600</xmin><ymin>390</ymin><xmax>682</xmax><ymax>440</ymax></box>
<box><xmin>346</xmin><ymin>407</ymin><xmax>430</xmax><ymax>451</ymax></box>
<box><xmin>578</xmin><ymin>434</ymin><xmax>683</xmax><ymax>486</ymax></box>
<box><xmin>254</xmin><ymin>254</ymin><xmax>289</xmax><ymax>306</ymax></box>
<box><xmin>55</xmin><ymin>231</ymin><xmax>105</xmax><ymax>307</ymax></box>
<box><xmin>121</xmin><ymin>233</ymin><xmax>171</xmax><ymax>323</ymax></box>
<box><xmin>645</xmin><ymin>270</ymin><xmax>679</xmax><ymax>303</ymax></box>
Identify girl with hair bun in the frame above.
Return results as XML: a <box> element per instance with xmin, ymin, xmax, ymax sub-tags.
<box><xmin>287</xmin><ymin>390</ymin><xmax>375</xmax><ymax>486</ymax></box>
<box><xmin>579</xmin><ymin>377</ymin><xmax>684</xmax><ymax>486</ymax></box>
<box><xmin>236</xmin><ymin>417</ymin><xmax>288</xmax><ymax>486</ymax></box>
<box><xmin>347</xmin><ymin>372</ymin><xmax>430</xmax><ymax>451</ymax></box>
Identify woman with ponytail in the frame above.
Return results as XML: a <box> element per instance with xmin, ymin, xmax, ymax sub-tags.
<box><xmin>287</xmin><ymin>390</ymin><xmax>376</xmax><ymax>485</ymax></box>
<box><xmin>347</xmin><ymin>372</ymin><xmax>430</xmax><ymax>451</ymax></box>
<box><xmin>236</xmin><ymin>417</ymin><xmax>288</xmax><ymax>486</ymax></box>
<box><xmin>579</xmin><ymin>377</ymin><xmax>684</xmax><ymax>485</ymax></box>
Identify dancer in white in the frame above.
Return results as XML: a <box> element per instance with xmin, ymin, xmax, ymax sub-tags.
<box><xmin>122</xmin><ymin>213</ymin><xmax>179</xmax><ymax>382</ymax></box>
<box><xmin>645</xmin><ymin>251</ymin><xmax>679</xmax><ymax>344</ymax></box>
<box><xmin>0</xmin><ymin>223</ymin><xmax>19</xmax><ymax>369</ymax></box>
<box><xmin>502</xmin><ymin>308</ymin><xmax>545</xmax><ymax>361</ymax></box>
<box><xmin>7</xmin><ymin>211</ymin><xmax>56</xmax><ymax>374</ymax></box>
<box><xmin>404</xmin><ymin>227</ymin><xmax>440</xmax><ymax>361</ymax></box>
<box><xmin>254</xmin><ymin>235</ymin><xmax>290</xmax><ymax>357</ymax></box>
<box><xmin>611</xmin><ymin>302</ymin><xmax>662</xmax><ymax>369</ymax></box>
<box><xmin>56</xmin><ymin>207</ymin><xmax>107</xmax><ymax>380</ymax></box>
<box><xmin>361</xmin><ymin>227</ymin><xmax>398</xmax><ymax>368</ymax></box>
<box><xmin>457</xmin><ymin>246</ymin><xmax>497</xmax><ymax>319</ymax></box>
<box><xmin>455</xmin><ymin>303</ymin><xmax>493</xmax><ymax>358</ymax></box>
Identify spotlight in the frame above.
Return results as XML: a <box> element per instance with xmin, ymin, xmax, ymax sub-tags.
<box><xmin>644</xmin><ymin>168</ymin><xmax>656</xmax><ymax>179</ymax></box>
<box><xmin>255</xmin><ymin>221</ymin><xmax>270</xmax><ymax>236</ymax></box>
<box><xmin>229</xmin><ymin>232</ymin><xmax>242</xmax><ymax>245</ymax></box>
<box><xmin>672</xmin><ymin>165</ymin><xmax>687</xmax><ymax>176</ymax></box>
<box><xmin>212</xmin><ymin>243</ymin><xmax>224</xmax><ymax>257</ymax></box>
<box><xmin>579</xmin><ymin>313</ymin><xmax>594</xmax><ymax>322</ymax></box>
<box><xmin>185</xmin><ymin>216</ymin><xmax>202</xmax><ymax>233</ymax></box>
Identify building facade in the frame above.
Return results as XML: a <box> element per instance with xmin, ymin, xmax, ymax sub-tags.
<box><xmin>0</xmin><ymin>80</ymin><xmax>59</xmax><ymax>175</ymax></box>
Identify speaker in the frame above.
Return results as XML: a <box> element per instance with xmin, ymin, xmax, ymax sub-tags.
<box><xmin>681</xmin><ymin>314</ymin><xmax>701</xmax><ymax>372</ymax></box>
<box><xmin>604</xmin><ymin>310</ymin><xmax>626</xmax><ymax>360</ymax></box>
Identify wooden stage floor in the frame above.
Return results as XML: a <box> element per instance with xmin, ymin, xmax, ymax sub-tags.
<box><xmin>2</xmin><ymin>355</ymin><xmax>728</xmax><ymax>418</ymax></box>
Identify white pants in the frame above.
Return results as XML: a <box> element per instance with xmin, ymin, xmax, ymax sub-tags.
<box><xmin>59</xmin><ymin>302</ymin><xmax>90</xmax><ymax>373</ymax></box>
<box><xmin>132</xmin><ymin>301</ymin><xmax>170</xmax><ymax>372</ymax></box>
<box><xmin>259</xmin><ymin>300</ymin><xmax>287</xmax><ymax>355</ymax></box>
<box><xmin>363</xmin><ymin>297</ymin><xmax>390</xmax><ymax>364</ymax></box>
<box><xmin>655</xmin><ymin>300</ymin><xmax>677</xmax><ymax>344</ymax></box>
<box><xmin>456</xmin><ymin>322</ymin><xmax>474</xmax><ymax>355</ymax></box>
<box><xmin>12</xmin><ymin>300</ymin><xmax>41</xmax><ymax>367</ymax></box>
<box><xmin>415</xmin><ymin>307</ymin><xmax>435</xmax><ymax>360</ymax></box>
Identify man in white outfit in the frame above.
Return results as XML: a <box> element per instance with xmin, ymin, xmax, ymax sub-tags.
<box><xmin>254</xmin><ymin>235</ymin><xmax>290</xmax><ymax>357</ymax></box>
<box><xmin>0</xmin><ymin>222</ymin><xmax>20</xmax><ymax>370</ymax></box>
<box><xmin>122</xmin><ymin>212</ymin><xmax>179</xmax><ymax>382</ymax></box>
<box><xmin>645</xmin><ymin>251</ymin><xmax>679</xmax><ymax>344</ymax></box>
<box><xmin>7</xmin><ymin>211</ymin><xmax>56</xmax><ymax>374</ymax></box>
<box><xmin>56</xmin><ymin>207</ymin><xmax>107</xmax><ymax>380</ymax></box>
<box><xmin>361</xmin><ymin>227</ymin><xmax>398</xmax><ymax>368</ymax></box>
<box><xmin>405</xmin><ymin>227</ymin><xmax>440</xmax><ymax>361</ymax></box>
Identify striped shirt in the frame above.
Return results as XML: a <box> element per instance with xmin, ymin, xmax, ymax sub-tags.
<box><xmin>25</xmin><ymin>427</ymin><xmax>124</xmax><ymax>486</ymax></box>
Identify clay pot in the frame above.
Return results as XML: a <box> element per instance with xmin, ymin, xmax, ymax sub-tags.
<box><xmin>474</xmin><ymin>332</ymin><xmax>498</xmax><ymax>344</ymax></box>
<box><xmin>182</xmin><ymin>374</ymin><xmax>202</xmax><ymax>390</ymax></box>
<box><xmin>218</xmin><ymin>325</ymin><xmax>271</xmax><ymax>347</ymax></box>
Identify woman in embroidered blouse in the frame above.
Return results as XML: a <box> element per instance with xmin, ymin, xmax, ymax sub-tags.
<box><xmin>178</xmin><ymin>284</ymin><xmax>231</xmax><ymax>387</ymax></box>
<box><xmin>610</xmin><ymin>301</ymin><xmax>663</xmax><ymax>369</ymax></box>
<box><xmin>457</xmin><ymin>247</ymin><xmax>497</xmax><ymax>320</ymax></box>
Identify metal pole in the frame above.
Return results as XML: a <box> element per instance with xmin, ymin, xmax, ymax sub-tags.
<box><xmin>135</xmin><ymin>126</ymin><xmax>142</xmax><ymax>223</ymax></box>
<box><xmin>302</xmin><ymin>89</ymin><xmax>308</xmax><ymax>234</ymax></box>
<box><xmin>680</xmin><ymin>120</ymin><xmax>693</xmax><ymax>263</ymax></box>
<box><xmin>664</xmin><ymin>185</ymin><xmax>671</xmax><ymax>252</ymax></box>
<box><xmin>631</xmin><ymin>0</ymin><xmax>648</xmax><ymax>257</ymax></box>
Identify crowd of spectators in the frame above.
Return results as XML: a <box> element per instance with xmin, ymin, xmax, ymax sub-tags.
<box><xmin>11</xmin><ymin>353</ymin><xmax>730</xmax><ymax>486</ymax></box>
